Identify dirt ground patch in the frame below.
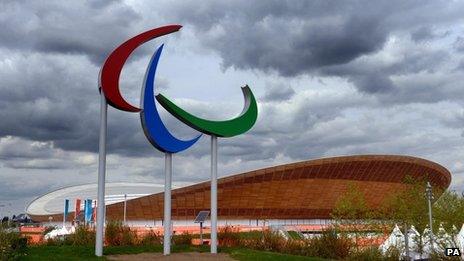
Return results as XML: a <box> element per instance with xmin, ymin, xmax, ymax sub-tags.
<box><xmin>107</xmin><ymin>252</ymin><xmax>235</xmax><ymax>261</ymax></box>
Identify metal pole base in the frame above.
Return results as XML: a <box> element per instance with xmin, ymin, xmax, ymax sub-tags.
<box><xmin>95</xmin><ymin>93</ymin><xmax>107</xmax><ymax>257</ymax></box>
<box><xmin>211</xmin><ymin>136</ymin><xmax>218</xmax><ymax>254</ymax></box>
<box><xmin>163</xmin><ymin>153</ymin><xmax>172</xmax><ymax>255</ymax></box>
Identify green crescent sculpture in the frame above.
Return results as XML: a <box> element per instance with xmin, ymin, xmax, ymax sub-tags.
<box><xmin>156</xmin><ymin>85</ymin><xmax>258</xmax><ymax>137</ymax></box>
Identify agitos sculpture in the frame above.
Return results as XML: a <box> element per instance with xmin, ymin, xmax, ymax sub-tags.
<box><xmin>97</xmin><ymin>25</ymin><xmax>257</xmax><ymax>256</ymax></box>
<box><xmin>157</xmin><ymin>86</ymin><xmax>257</xmax><ymax>254</ymax></box>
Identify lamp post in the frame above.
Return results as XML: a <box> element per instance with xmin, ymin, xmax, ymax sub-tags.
<box><xmin>425</xmin><ymin>181</ymin><xmax>434</xmax><ymax>253</ymax></box>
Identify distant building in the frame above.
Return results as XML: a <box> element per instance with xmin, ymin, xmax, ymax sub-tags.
<box><xmin>27</xmin><ymin>155</ymin><xmax>451</xmax><ymax>226</ymax></box>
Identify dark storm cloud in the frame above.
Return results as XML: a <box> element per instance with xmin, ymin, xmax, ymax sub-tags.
<box><xmin>0</xmin><ymin>50</ymin><xmax>161</xmax><ymax>158</ymax></box>
<box><xmin>2</xmin><ymin>0</ymin><xmax>464</xmax><ymax>215</ymax></box>
<box><xmin>0</xmin><ymin>0</ymin><xmax>141</xmax><ymax>64</ymax></box>
<box><xmin>0</xmin><ymin>0</ymin><xmax>461</xmax><ymax>162</ymax></box>
<box><xmin>164</xmin><ymin>0</ymin><xmax>464</xmax><ymax>95</ymax></box>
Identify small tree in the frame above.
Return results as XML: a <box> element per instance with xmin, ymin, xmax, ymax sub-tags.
<box><xmin>380</xmin><ymin>176</ymin><xmax>439</xmax><ymax>259</ymax></box>
<box><xmin>332</xmin><ymin>182</ymin><xmax>378</xmax><ymax>250</ymax></box>
<box><xmin>433</xmin><ymin>190</ymin><xmax>464</xmax><ymax>232</ymax></box>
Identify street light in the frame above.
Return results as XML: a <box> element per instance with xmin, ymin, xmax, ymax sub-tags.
<box><xmin>425</xmin><ymin>181</ymin><xmax>434</xmax><ymax>253</ymax></box>
<box><xmin>123</xmin><ymin>194</ymin><xmax>127</xmax><ymax>225</ymax></box>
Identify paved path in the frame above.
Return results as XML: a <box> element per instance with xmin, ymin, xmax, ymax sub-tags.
<box><xmin>107</xmin><ymin>252</ymin><xmax>235</xmax><ymax>261</ymax></box>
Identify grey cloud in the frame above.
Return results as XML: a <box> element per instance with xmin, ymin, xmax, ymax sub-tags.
<box><xmin>0</xmin><ymin>0</ymin><xmax>142</xmax><ymax>64</ymax></box>
<box><xmin>0</xmin><ymin>137</ymin><xmax>55</xmax><ymax>160</ymax></box>
<box><xmin>409</xmin><ymin>27</ymin><xmax>450</xmax><ymax>43</ymax></box>
<box><xmin>454</xmin><ymin>37</ymin><xmax>464</xmax><ymax>52</ymax></box>
<box><xmin>262</xmin><ymin>83</ymin><xmax>295</xmax><ymax>101</ymax></box>
<box><xmin>351</xmin><ymin>74</ymin><xmax>394</xmax><ymax>94</ymax></box>
<box><xmin>163</xmin><ymin>0</ymin><xmax>463</xmax><ymax>99</ymax></box>
<box><xmin>411</xmin><ymin>27</ymin><xmax>436</xmax><ymax>42</ymax></box>
<box><xmin>1</xmin><ymin>0</ymin><xmax>464</xmax><ymax>214</ymax></box>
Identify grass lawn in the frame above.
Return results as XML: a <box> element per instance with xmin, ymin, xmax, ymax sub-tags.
<box><xmin>23</xmin><ymin>245</ymin><xmax>327</xmax><ymax>260</ymax></box>
<box><xmin>228</xmin><ymin>248</ymin><xmax>327</xmax><ymax>261</ymax></box>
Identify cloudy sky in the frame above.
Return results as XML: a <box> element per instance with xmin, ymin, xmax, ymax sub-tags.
<box><xmin>1</xmin><ymin>0</ymin><xmax>464</xmax><ymax>215</ymax></box>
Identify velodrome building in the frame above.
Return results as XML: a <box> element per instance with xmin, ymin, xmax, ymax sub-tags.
<box><xmin>27</xmin><ymin>155</ymin><xmax>451</xmax><ymax>225</ymax></box>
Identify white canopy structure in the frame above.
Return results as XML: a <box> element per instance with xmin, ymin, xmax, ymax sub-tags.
<box><xmin>422</xmin><ymin>227</ymin><xmax>438</xmax><ymax>258</ymax></box>
<box><xmin>435</xmin><ymin>224</ymin><xmax>456</xmax><ymax>252</ymax></box>
<box><xmin>406</xmin><ymin>226</ymin><xmax>422</xmax><ymax>260</ymax></box>
<box><xmin>27</xmin><ymin>182</ymin><xmax>172</xmax><ymax>216</ymax></box>
<box><xmin>380</xmin><ymin>225</ymin><xmax>427</xmax><ymax>260</ymax></box>
<box><xmin>456</xmin><ymin>224</ymin><xmax>464</xmax><ymax>254</ymax></box>
<box><xmin>380</xmin><ymin>224</ymin><xmax>404</xmax><ymax>254</ymax></box>
<box><xmin>44</xmin><ymin>226</ymin><xmax>76</xmax><ymax>240</ymax></box>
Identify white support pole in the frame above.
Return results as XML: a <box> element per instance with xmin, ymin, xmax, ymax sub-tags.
<box><xmin>210</xmin><ymin>135</ymin><xmax>218</xmax><ymax>254</ymax></box>
<box><xmin>123</xmin><ymin>194</ymin><xmax>127</xmax><ymax>225</ymax></box>
<box><xmin>95</xmin><ymin>93</ymin><xmax>107</xmax><ymax>257</ymax></box>
<box><xmin>163</xmin><ymin>153</ymin><xmax>172</xmax><ymax>255</ymax></box>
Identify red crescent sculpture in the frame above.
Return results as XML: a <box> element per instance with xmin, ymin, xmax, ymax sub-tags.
<box><xmin>99</xmin><ymin>25</ymin><xmax>182</xmax><ymax>112</ymax></box>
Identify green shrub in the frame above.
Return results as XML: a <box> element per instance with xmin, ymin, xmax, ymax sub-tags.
<box><xmin>218</xmin><ymin>226</ymin><xmax>241</xmax><ymax>247</ymax></box>
<box><xmin>172</xmin><ymin>232</ymin><xmax>193</xmax><ymax>245</ymax></box>
<box><xmin>346</xmin><ymin>247</ymin><xmax>389</xmax><ymax>261</ymax></box>
<box><xmin>429</xmin><ymin>252</ymin><xmax>462</xmax><ymax>261</ymax></box>
<box><xmin>65</xmin><ymin>226</ymin><xmax>96</xmax><ymax>246</ymax></box>
<box><xmin>45</xmin><ymin>237</ymin><xmax>63</xmax><ymax>246</ymax></box>
<box><xmin>251</xmin><ymin>229</ymin><xmax>286</xmax><ymax>252</ymax></box>
<box><xmin>105</xmin><ymin>221</ymin><xmax>137</xmax><ymax>246</ymax></box>
<box><xmin>382</xmin><ymin>246</ymin><xmax>401</xmax><ymax>260</ymax></box>
<box><xmin>283</xmin><ymin>239</ymin><xmax>308</xmax><ymax>256</ymax></box>
<box><xmin>139</xmin><ymin>229</ymin><xmax>162</xmax><ymax>246</ymax></box>
<box><xmin>306</xmin><ymin>229</ymin><xmax>353</xmax><ymax>259</ymax></box>
<box><xmin>0</xmin><ymin>227</ymin><xmax>27</xmax><ymax>260</ymax></box>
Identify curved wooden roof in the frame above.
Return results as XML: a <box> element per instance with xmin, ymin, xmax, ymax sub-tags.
<box><xmin>31</xmin><ymin>155</ymin><xmax>451</xmax><ymax>221</ymax></box>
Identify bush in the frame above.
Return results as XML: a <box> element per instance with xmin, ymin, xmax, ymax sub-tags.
<box><xmin>105</xmin><ymin>221</ymin><xmax>137</xmax><ymax>246</ymax></box>
<box><xmin>346</xmin><ymin>247</ymin><xmax>390</xmax><ymax>261</ymax></box>
<box><xmin>251</xmin><ymin>229</ymin><xmax>286</xmax><ymax>252</ymax></box>
<box><xmin>429</xmin><ymin>252</ymin><xmax>462</xmax><ymax>261</ymax></box>
<box><xmin>306</xmin><ymin>229</ymin><xmax>353</xmax><ymax>259</ymax></box>
<box><xmin>218</xmin><ymin>226</ymin><xmax>241</xmax><ymax>247</ymax></box>
<box><xmin>172</xmin><ymin>232</ymin><xmax>193</xmax><ymax>245</ymax></box>
<box><xmin>45</xmin><ymin>237</ymin><xmax>63</xmax><ymax>246</ymax></box>
<box><xmin>283</xmin><ymin>239</ymin><xmax>308</xmax><ymax>256</ymax></box>
<box><xmin>139</xmin><ymin>229</ymin><xmax>162</xmax><ymax>246</ymax></box>
<box><xmin>65</xmin><ymin>226</ymin><xmax>95</xmax><ymax>246</ymax></box>
<box><xmin>382</xmin><ymin>246</ymin><xmax>401</xmax><ymax>260</ymax></box>
<box><xmin>0</xmin><ymin>227</ymin><xmax>27</xmax><ymax>260</ymax></box>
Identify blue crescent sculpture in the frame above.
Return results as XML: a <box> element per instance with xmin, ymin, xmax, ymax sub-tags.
<box><xmin>140</xmin><ymin>44</ymin><xmax>202</xmax><ymax>153</ymax></box>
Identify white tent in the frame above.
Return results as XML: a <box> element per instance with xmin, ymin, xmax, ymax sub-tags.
<box><xmin>422</xmin><ymin>226</ymin><xmax>439</xmax><ymax>257</ymax></box>
<box><xmin>456</xmin><ymin>224</ymin><xmax>464</xmax><ymax>254</ymax></box>
<box><xmin>44</xmin><ymin>226</ymin><xmax>75</xmax><ymax>240</ymax></box>
<box><xmin>406</xmin><ymin>226</ymin><xmax>423</xmax><ymax>260</ymax></box>
<box><xmin>435</xmin><ymin>224</ymin><xmax>456</xmax><ymax>252</ymax></box>
<box><xmin>380</xmin><ymin>224</ymin><xmax>404</xmax><ymax>254</ymax></box>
